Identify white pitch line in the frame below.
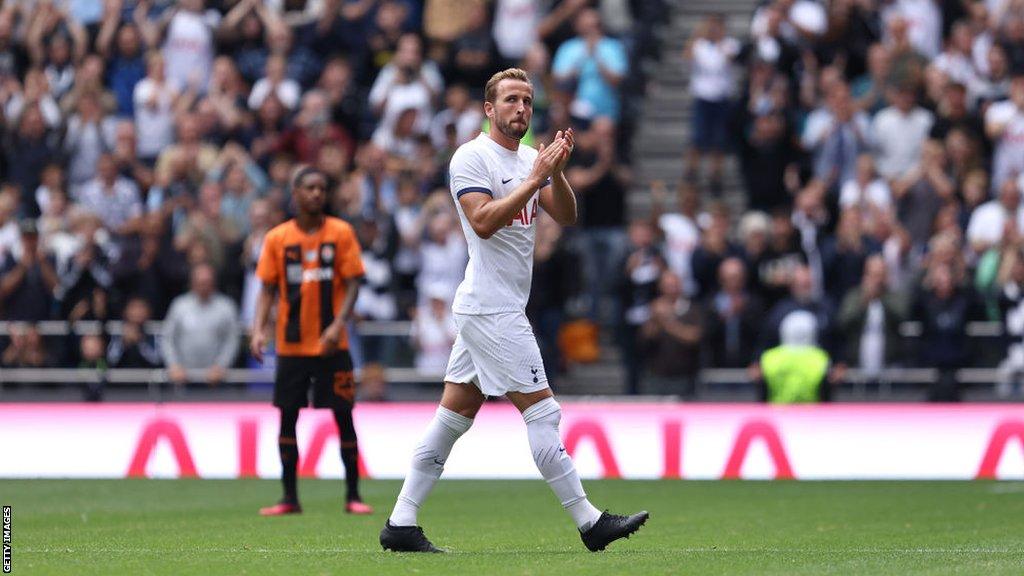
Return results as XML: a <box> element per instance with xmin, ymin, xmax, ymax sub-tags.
<box><xmin>17</xmin><ymin>548</ymin><xmax>1022</xmax><ymax>555</ymax></box>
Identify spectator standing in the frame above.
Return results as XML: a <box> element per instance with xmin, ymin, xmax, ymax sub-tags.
<box><xmin>914</xmin><ymin>263</ymin><xmax>968</xmax><ymax>401</ymax></box>
<box><xmin>639</xmin><ymin>270</ymin><xmax>703</xmax><ymax>397</ymax></box>
<box><xmin>755</xmin><ymin>264</ymin><xmax>842</xmax><ymax>379</ymax></box>
<box><xmin>0</xmin><ymin>219</ymin><xmax>57</xmax><ymax>322</ymax></box>
<box><xmin>492</xmin><ymin>0</ymin><xmax>540</xmax><ymax>64</ymax></box>
<box><xmin>4</xmin><ymin>105</ymin><xmax>60</xmax><ymax>217</ymax></box>
<box><xmin>160</xmin><ymin>263</ymin><xmax>240</xmax><ymax>387</ymax></box>
<box><xmin>65</xmin><ymin>91</ymin><xmax>119</xmax><ymax>187</ymax></box>
<box><xmin>565</xmin><ymin>118</ymin><xmax>628</xmax><ymax>319</ymax></box>
<box><xmin>966</xmin><ymin>178</ymin><xmax>1024</xmax><ymax>257</ymax></box>
<box><xmin>690</xmin><ymin>203</ymin><xmax>743</xmax><ymax>299</ymax></box>
<box><xmin>821</xmin><ymin>209</ymin><xmax>881</xmax><ymax>304</ymax></box>
<box><xmin>107</xmin><ymin>297</ymin><xmax>161</xmax><ymax>369</ymax></box>
<box><xmin>685</xmin><ymin>14</ymin><xmax>739</xmax><ymax>193</ymax></box>
<box><xmin>801</xmin><ymin>83</ymin><xmax>871</xmax><ymax>190</ymax></box>
<box><xmin>705</xmin><ymin>257</ymin><xmax>764</xmax><ymax>368</ymax></box>
<box><xmin>838</xmin><ymin>255</ymin><xmax>907</xmax><ymax>387</ymax></box>
<box><xmin>155</xmin><ymin>0</ymin><xmax>221</xmax><ymax>94</ymax></box>
<box><xmin>759</xmin><ymin>310</ymin><xmax>831</xmax><ymax>403</ymax></box>
<box><xmin>552</xmin><ymin>8</ymin><xmax>628</xmax><ymax>122</ymax></box>
<box><xmin>985</xmin><ymin>73</ymin><xmax>1024</xmax><ymax>193</ymax></box>
<box><xmin>654</xmin><ymin>181</ymin><xmax>701</xmax><ymax>297</ymax></box>
<box><xmin>528</xmin><ymin>213</ymin><xmax>580</xmax><ymax>382</ymax></box>
<box><xmin>410</xmin><ymin>284</ymin><xmax>458</xmax><ymax>375</ymax></box>
<box><xmin>616</xmin><ymin>220</ymin><xmax>666</xmax><ymax>395</ymax></box>
<box><xmin>74</xmin><ymin>154</ymin><xmax>143</xmax><ymax>236</ymax></box>
<box><xmin>870</xmin><ymin>84</ymin><xmax>934</xmax><ymax>181</ymax></box>
<box><xmin>447</xmin><ymin>1</ymin><xmax>497</xmax><ymax>89</ymax></box>
<box><xmin>96</xmin><ymin>2</ymin><xmax>149</xmax><ymax>118</ymax></box>
<box><xmin>368</xmin><ymin>33</ymin><xmax>443</xmax><ymax>137</ymax></box>
<box><xmin>133</xmin><ymin>52</ymin><xmax>180</xmax><ymax>163</ymax></box>
<box><xmin>997</xmin><ymin>249</ymin><xmax>1024</xmax><ymax>399</ymax></box>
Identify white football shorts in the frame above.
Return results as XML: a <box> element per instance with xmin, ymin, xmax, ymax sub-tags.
<box><xmin>443</xmin><ymin>311</ymin><xmax>549</xmax><ymax>396</ymax></box>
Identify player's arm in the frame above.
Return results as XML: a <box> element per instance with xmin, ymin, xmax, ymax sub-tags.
<box><xmin>459</xmin><ymin>138</ymin><xmax>567</xmax><ymax>239</ymax></box>
<box><xmin>319</xmin><ymin>277</ymin><xmax>362</xmax><ymax>356</ymax></box>
<box><xmin>539</xmin><ymin>129</ymin><xmax>578</xmax><ymax>226</ymax></box>
<box><xmin>250</xmin><ymin>281</ymin><xmax>276</xmax><ymax>363</ymax></box>
<box><xmin>320</xmin><ymin>228</ymin><xmax>365</xmax><ymax>355</ymax></box>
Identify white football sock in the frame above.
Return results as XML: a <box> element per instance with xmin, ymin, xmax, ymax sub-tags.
<box><xmin>523</xmin><ymin>397</ymin><xmax>602</xmax><ymax>531</ymax></box>
<box><xmin>389</xmin><ymin>406</ymin><xmax>473</xmax><ymax>526</ymax></box>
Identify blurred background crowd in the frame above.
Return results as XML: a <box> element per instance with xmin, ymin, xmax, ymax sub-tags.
<box><xmin>2</xmin><ymin>0</ymin><xmax>1024</xmax><ymax>402</ymax></box>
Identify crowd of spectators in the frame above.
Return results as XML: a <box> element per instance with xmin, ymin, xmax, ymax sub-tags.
<box><xmin>0</xmin><ymin>0</ymin><xmax>667</xmax><ymax>397</ymax></box>
<box><xmin>637</xmin><ymin>0</ymin><xmax>1024</xmax><ymax>400</ymax></box>
<box><xmin>8</xmin><ymin>0</ymin><xmax>1024</xmax><ymax>402</ymax></box>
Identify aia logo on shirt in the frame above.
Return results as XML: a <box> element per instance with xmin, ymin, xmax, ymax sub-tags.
<box><xmin>507</xmin><ymin>198</ymin><xmax>539</xmax><ymax>228</ymax></box>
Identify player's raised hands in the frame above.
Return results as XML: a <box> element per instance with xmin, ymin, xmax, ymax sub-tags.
<box><xmin>531</xmin><ymin>136</ymin><xmax>566</xmax><ymax>183</ymax></box>
<box><xmin>552</xmin><ymin>128</ymin><xmax>574</xmax><ymax>174</ymax></box>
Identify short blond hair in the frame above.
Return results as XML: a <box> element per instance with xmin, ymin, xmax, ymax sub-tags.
<box><xmin>484</xmin><ymin>68</ymin><xmax>531</xmax><ymax>103</ymax></box>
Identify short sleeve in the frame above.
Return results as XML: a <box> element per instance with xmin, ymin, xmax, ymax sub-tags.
<box><xmin>255</xmin><ymin>231</ymin><xmax>280</xmax><ymax>285</ymax></box>
<box><xmin>449</xmin><ymin>147</ymin><xmax>493</xmax><ymax>198</ymax></box>
<box><xmin>338</xmin><ymin>224</ymin><xmax>365</xmax><ymax>279</ymax></box>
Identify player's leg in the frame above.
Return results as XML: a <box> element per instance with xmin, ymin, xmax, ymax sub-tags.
<box><xmin>261</xmin><ymin>356</ymin><xmax>307</xmax><ymax>516</ymax></box>
<box><xmin>388</xmin><ymin>381</ymin><xmax>482</xmax><ymax>526</ymax></box>
<box><xmin>501</xmin><ymin>310</ymin><xmax>648</xmax><ymax>551</ymax></box>
<box><xmin>315</xmin><ymin>352</ymin><xmax>372</xmax><ymax>513</ymax></box>
<box><xmin>506</xmin><ymin>389</ymin><xmax>601</xmax><ymax>530</ymax></box>
<box><xmin>508</xmin><ymin>389</ymin><xmax>649</xmax><ymax>551</ymax></box>
<box><xmin>381</xmin><ymin>381</ymin><xmax>482</xmax><ymax>552</ymax></box>
<box><xmin>260</xmin><ymin>406</ymin><xmax>302</xmax><ymax>515</ymax></box>
<box><xmin>332</xmin><ymin>404</ymin><xmax>372</xmax><ymax>514</ymax></box>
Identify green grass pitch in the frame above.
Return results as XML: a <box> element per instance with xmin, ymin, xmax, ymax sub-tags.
<box><xmin>4</xmin><ymin>479</ymin><xmax>1024</xmax><ymax>575</ymax></box>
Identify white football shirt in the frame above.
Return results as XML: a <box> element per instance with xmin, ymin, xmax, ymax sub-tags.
<box><xmin>449</xmin><ymin>133</ymin><xmax>549</xmax><ymax>315</ymax></box>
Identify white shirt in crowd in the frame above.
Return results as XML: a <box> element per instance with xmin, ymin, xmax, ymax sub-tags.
<box><xmin>248</xmin><ymin>78</ymin><xmax>301</xmax><ymax>110</ymax></box>
<box><xmin>492</xmin><ymin>0</ymin><xmax>538</xmax><ymax>60</ymax></box>
<box><xmin>133</xmin><ymin>78</ymin><xmax>178</xmax><ymax>159</ymax></box>
<box><xmin>5</xmin><ymin>93</ymin><xmax>62</xmax><ymax>128</ymax></box>
<box><xmin>64</xmin><ymin>115</ymin><xmax>119</xmax><ymax>185</ymax></box>
<box><xmin>430</xmin><ymin>107</ymin><xmax>484</xmax><ymax>149</ymax></box>
<box><xmin>689</xmin><ymin>37</ymin><xmax>740</xmax><ymax>102</ymax></box>
<box><xmin>416</xmin><ymin>231</ymin><xmax>468</xmax><ymax>307</ymax></box>
<box><xmin>75</xmin><ymin>176</ymin><xmax>143</xmax><ymax>232</ymax></box>
<box><xmin>448</xmin><ymin>133</ymin><xmax>544</xmax><ymax>315</ymax></box>
<box><xmin>658</xmin><ymin>212</ymin><xmax>700</xmax><ymax>296</ymax></box>
<box><xmin>355</xmin><ymin>250</ymin><xmax>398</xmax><ymax>321</ymax></box>
<box><xmin>369</xmin><ymin>62</ymin><xmax>444</xmax><ymax>135</ymax></box>
<box><xmin>985</xmin><ymin>99</ymin><xmax>1024</xmax><ymax>191</ymax></box>
<box><xmin>859</xmin><ymin>300</ymin><xmax>886</xmax><ymax>378</ymax></box>
<box><xmin>932</xmin><ymin>51</ymin><xmax>978</xmax><ymax>88</ymax></box>
<box><xmin>870</xmin><ymin>105</ymin><xmax>934</xmax><ymax>179</ymax></box>
<box><xmin>840</xmin><ymin>178</ymin><xmax>893</xmax><ymax>212</ymax></box>
<box><xmin>966</xmin><ymin>198</ymin><xmax>1024</xmax><ymax>248</ymax></box>
<box><xmin>162</xmin><ymin>9</ymin><xmax>220</xmax><ymax>93</ymax></box>
<box><xmin>411</xmin><ymin>302</ymin><xmax>458</xmax><ymax>374</ymax></box>
<box><xmin>751</xmin><ymin>0</ymin><xmax>827</xmax><ymax>44</ymax></box>
<box><xmin>883</xmin><ymin>0</ymin><xmax>942</xmax><ymax>58</ymax></box>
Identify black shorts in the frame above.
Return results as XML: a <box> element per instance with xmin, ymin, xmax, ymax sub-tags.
<box><xmin>274</xmin><ymin>352</ymin><xmax>356</xmax><ymax>410</ymax></box>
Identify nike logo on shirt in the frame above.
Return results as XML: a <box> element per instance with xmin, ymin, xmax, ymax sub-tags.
<box><xmin>502</xmin><ymin>177</ymin><xmax>513</xmax><ymax>184</ymax></box>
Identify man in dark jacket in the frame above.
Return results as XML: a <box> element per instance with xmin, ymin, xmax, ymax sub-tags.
<box><xmin>838</xmin><ymin>255</ymin><xmax>907</xmax><ymax>386</ymax></box>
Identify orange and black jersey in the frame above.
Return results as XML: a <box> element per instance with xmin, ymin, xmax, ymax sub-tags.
<box><xmin>256</xmin><ymin>217</ymin><xmax>364</xmax><ymax>356</ymax></box>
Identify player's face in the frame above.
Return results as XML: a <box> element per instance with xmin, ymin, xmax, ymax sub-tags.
<box><xmin>294</xmin><ymin>172</ymin><xmax>328</xmax><ymax>216</ymax></box>
<box><xmin>488</xmin><ymin>79</ymin><xmax>533</xmax><ymax>141</ymax></box>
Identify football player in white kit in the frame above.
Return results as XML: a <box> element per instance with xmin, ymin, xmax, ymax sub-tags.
<box><xmin>380</xmin><ymin>68</ymin><xmax>648</xmax><ymax>553</ymax></box>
